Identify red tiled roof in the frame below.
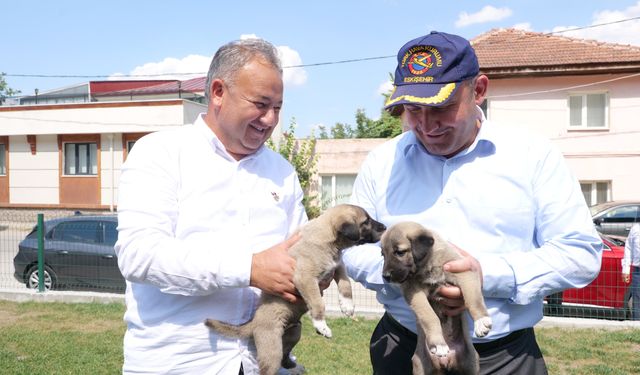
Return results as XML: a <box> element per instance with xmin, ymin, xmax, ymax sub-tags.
<box><xmin>471</xmin><ymin>28</ymin><xmax>640</xmax><ymax>76</ymax></box>
<box><xmin>96</xmin><ymin>77</ymin><xmax>206</xmax><ymax>96</ymax></box>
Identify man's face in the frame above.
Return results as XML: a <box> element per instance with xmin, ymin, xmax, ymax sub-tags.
<box><xmin>207</xmin><ymin>57</ymin><xmax>283</xmax><ymax>160</ymax></box>
<box><xmin>403</xmin><ymin>77</ymin><xmax>485</xmax><ymax>158</ymax></box>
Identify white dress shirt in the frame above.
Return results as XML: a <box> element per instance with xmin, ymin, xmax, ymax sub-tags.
<box><xmin>622</xmin><ymin>223</ymin><xmax>640</xmax><ymax>273</ymax></box>
<box><xmin>343</xmin><ymin>108</ymin><xmax>602</xmax><ymax>342</ymax></box>
<box><xmin>115</xmin><ymin>114</ymin><xmax>307</xmax><ymax>374</ymax></box>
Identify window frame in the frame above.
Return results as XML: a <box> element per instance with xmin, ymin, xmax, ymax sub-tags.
<box><xmin>567</xmin><ymin>91</ymin><xmax>609</xmax><ymax>130</ymax></box>
<box><xmin>580</xmin><ymin>180</ymin><xmax>610</xmax><ymax>207</ymax></box>
<box><xmin>319</xmin><ymin>174</ymin><xmax>357</xmax><ymax>210</ymax></box>
<box><xmin>63</xmin><ymin>142</ymin><xmax>98</xmax><ymax>176</ymax></box>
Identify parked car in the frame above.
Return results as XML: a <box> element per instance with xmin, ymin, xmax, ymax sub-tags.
<box><xmin>13</xmin><ymin>214</ymin><xmax>125</xmax><ymax>292</ymax></box>
<box><xmin>591</xmin><ymin>200</ymin><xmax>640</xmax><ymax>238</ymax></box>
<box><xmin>545</xmin><ymin>234</ymin><xmax>632</xmax><ymax>319</ymax></box>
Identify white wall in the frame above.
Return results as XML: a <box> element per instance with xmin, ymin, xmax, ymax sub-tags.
<box><xmin>9</xmin><ymin>134</ymin><xmax>60</xmax><ymax>204</ymax></box>
<box><xmin>487</xmin><ymin>73</ymin><xmax>640</xmax><ymax>201</ymax></box>
<box><xmin>1</xmin><ymin>100</ymin><xmax>207</xmax><ymax>207</ymax></box>
<box><xmin>100</xmin><ymin>134</ymin><xmax>123</xmax><ymax>209</ymax></box>
<box><xmin>0</xmin><ymin>100</ymin><xmax>204</xmax><ymax>136</ymax></box>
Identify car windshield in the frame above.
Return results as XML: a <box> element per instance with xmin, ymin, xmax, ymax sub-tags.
<box><xmin>589</xmin><ymin>202</ymin><xmax>612</xmax><ymax>216</ymax></box>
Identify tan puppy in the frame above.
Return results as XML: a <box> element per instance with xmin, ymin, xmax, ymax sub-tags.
<box><xmin>205</xmin><ymin>204</ymin><xmax>386</xmax><ymax>375</ymax></box>
<box><xmin>380</xmin><ymin>222</ymin><xmax>492</xmax><ymax>375</ymax></box>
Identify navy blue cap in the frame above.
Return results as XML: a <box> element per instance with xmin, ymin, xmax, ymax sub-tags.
<box><xmin>385</xmin><ymin>31</ymin><xmax>479</xmax><ymax>110</ymax></box>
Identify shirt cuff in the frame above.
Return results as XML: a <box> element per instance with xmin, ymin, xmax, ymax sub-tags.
<box><xmin>478</xmin><ymin>254</ymin><xmax>515</xmax><ymax>300</ymax></box>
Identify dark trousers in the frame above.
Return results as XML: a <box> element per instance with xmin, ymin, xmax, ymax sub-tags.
<box><xmin>370</xmin><ymin>312</ymin><xmax>548</xmax><ymax>375</ymax></box>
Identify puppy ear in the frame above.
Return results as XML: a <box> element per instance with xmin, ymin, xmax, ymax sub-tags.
<box><xmin>411</xmin><ymin>234</ymin><xmax>434</xmax><ymax>262</ymax></box>
<box><xmin>338</xmin><ymin>221</ymin><xmax>360</xmax><ymax>242</ymax></box>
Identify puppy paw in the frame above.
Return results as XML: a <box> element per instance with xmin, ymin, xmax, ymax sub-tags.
<box><xmin>429</xmin><ymin>344</ymin><xmax>450</xmax><ymax>358</ymax></box>
<box><xmin>338</xmin><ymin>297</ymin><xmax>355</xmax><ymax>317</ymax></box>
<box><xmin>474</xmin><ymin>316</ymin><xmax>493</xmax><ymax>337</ymax></box>
<box><xmin>312</xmin><ymin>319</ymin><xmax>332</xmax><ymax>338</ymax></box>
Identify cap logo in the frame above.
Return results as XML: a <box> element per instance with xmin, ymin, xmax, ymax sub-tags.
<box><xmin>408</xmin><ymin>52</ymin><xmax>433</xmax><ymax>75</ymax></box>
<box><xmin>401</xmin><ymin>45</ymin><xmax>443</xmax><ymax>82</ymax></box>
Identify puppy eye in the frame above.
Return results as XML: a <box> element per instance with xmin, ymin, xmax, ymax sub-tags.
<box><xmin>394</xmin><ymin>249</ymin><xmax>407</xmax><ymax>256</ymax></box>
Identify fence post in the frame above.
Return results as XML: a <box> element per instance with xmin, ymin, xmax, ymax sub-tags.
<box><xmin>37</xmin><ymin>213</ymin><xmax>45</xmax><ymax>292</ymax></box>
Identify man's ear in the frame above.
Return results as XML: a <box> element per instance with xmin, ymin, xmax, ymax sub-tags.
<box><xmin>473</xmin><ymin>74</ymin><xmax>489</xmax><ymax>105</ymax></box>
<box><xmin>209</xmin><ymin>79</ymin><xmax>225</xmax><ymax>107</ymax></box>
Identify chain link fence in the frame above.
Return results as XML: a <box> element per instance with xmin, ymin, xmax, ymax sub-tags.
<box><xmin>2</xmin><ymin>208</ymin><xmax>634</xmax><ymax>320</ymax></box>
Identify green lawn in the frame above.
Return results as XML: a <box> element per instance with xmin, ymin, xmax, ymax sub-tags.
<box><xmin>1</xmin><ymin>300</ymin><xmax>639</xmax><ymax>374</ymax></box>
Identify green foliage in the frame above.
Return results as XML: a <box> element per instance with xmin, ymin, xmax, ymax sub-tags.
<box><xmin>354</xmin><ymin>108</ymin><xmax>403</xmax><ymax>138</ymax></box>
<box><xmin>0</xmin><ymin>72</ymin><xmax>21</xmax><ymax>105</ymax></box>
<box><xmin>320</xmin><ymin>108</ymin><xmax>402</xmax><ymax>139</ymax></box>
<box><xmin>267</xmin><ymin>118</ymin><xmax>321</xmax><ymax>218</ymax></box>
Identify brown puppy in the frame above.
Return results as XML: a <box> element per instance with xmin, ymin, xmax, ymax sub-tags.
<box><xmin>205</xmin><ymin>204</ymin><xmax>386</xmax><ymax>375</ymax></box>
<box><xmin>380</xmin><ymin>222</ymin><xmax>492</xmax><ymax>375</ymax></box>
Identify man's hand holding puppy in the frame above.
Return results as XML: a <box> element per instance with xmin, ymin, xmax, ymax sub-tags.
<box><xmin>251</xmin><ymin>233</ymin><xmax>301</xmax><ymax>304</ymax></box>
<box><xmin>437</xmin><ymin>245</ymin><xmax>484</xmax><ymax>317</ymax></box>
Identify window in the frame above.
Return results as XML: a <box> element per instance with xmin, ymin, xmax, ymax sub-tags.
<box><xmin>580</xmin><ymin>181</ymin><xmax>609</xmax><ymax>206</ymax></box>
<box><xmin>568</xmin><ymin>93</ymin><xmax>608</xmax><ymax>129</ymax></box>
<box><xmin>320</xmin><ymin>174</ymin><xmax>356</xmax><ymax>210</ymax></box>
<box><xmin>103</xmin><ymin>221</ymin><xmax>118</xmax><ymax>246</ymax></box>
<box><xmin>51</xmin><ymin>221</ymin><xmax>101</xmax><ymax>244</ymax></box>
<box><xmin>126</xmin><ymin>141</ymin><xmax>137</xmax><ymax>153</ymax></box>
<box><xmin>64</xmin><ymin>143</ymin><xmax>97</xmax><ymax>175</ymax></box>
<box><xmin>49</xmin><ymin>219</ymin><xmax>117</xmax><ymax>245</ymax></box>
<box><xmin>0</xmin><ymin>143</ymin><xmax>5</xmax><ymax>175</ymax></box>
<box><xmin>600</xmin><ymin>206</ymin><xmax>640</xmax><ymax>223</ymax></box>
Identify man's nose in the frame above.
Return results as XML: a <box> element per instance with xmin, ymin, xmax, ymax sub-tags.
<box><xmin>260</xmin><ymin>107</ymin><xmax>279</xmax><ymax>126</ymax></box>
<box><xmin>417</xmin><ymin>108</ymin><xmax>438</xmax><ymax>131</ymax></box>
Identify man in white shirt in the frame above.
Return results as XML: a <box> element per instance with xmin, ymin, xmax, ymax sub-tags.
<box><xmin>622</xmin><ymin>223</ymin><xmax>640</xmax><ymax>320</ymax></box>
<box><xmin>115</xmin><ymin>38</ymin><xmax>307</xmax><ymax>374</ymax></box>
<box><xmin>343</xmin><ymin>31</ymin><xmax>603</xmax><ymax>374</ymax></box>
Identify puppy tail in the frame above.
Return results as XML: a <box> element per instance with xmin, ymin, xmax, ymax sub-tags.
<box><xmin>204</xmin><ymin>318</ymin><xmax>254</xmax><ymax>338</ymax></box>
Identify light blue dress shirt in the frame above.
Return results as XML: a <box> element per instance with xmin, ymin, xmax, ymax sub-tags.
<box><xmin>343</xmin><ymin>110</ymin><xmax>603</xmax><ymax>342</ymax></box>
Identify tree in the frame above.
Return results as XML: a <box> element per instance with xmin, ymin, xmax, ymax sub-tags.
<box><xmin>330</xmin><ymin>122</ymin><xmax>354</xmax><ymax>139</ymax></box>
<box><xmin>322</xmin><ymin>107</ymin><xmax>402</xmax><ymax>139</ymax></box>
<box><xmin>267</xmin><ymin>118</ymin><xmax>321</xmax><ymax>218</ymax></box>
<box><xmin>0</xmin><ymin>73</ymin><xmax>20</xmax><ymax>105</ymax></box>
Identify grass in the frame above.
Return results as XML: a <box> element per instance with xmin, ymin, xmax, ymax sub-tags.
<box><xmin>1</xmin><ymin>300</ymin><xmax>640</xmax><ymax>374</ymax></box>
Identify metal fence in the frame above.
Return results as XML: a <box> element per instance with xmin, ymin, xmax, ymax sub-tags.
<box><xmin>0</xmin><ymin>208</ymin><xmax>635</xmax><ymax>320</ymax></box>
<box><xmin>0</xmin><ymin>208</ymin><xmax>124</xmax><ymax>294</ymax></box>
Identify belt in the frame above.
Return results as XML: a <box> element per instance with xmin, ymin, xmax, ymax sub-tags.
<box><xmin>383</xmin><ymin>312</ymin><xmax>529</xmax><ymax>354</ymax></box>
<box><xmin>473</xmin><ymin>328</ymin><xmax>529</xmax><ymax>354</ymax></box>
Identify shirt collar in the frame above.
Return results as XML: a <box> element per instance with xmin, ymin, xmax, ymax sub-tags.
<box><xmin>194</xmin><ymin>113</ymin><xmax>265</xmax><ymax>162</ymax></box>
<box><xmin>401</xmin><ymin>106</ymin><xmax>496</xmax><ymax>159</ymax></box>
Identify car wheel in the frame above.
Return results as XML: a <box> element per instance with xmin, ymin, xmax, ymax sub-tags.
<box><xmin>25</xmin><ymin>265</ymin><xmax>57</xmax><ymax>291</ymax></box>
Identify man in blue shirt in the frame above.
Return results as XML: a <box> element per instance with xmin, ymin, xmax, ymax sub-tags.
<box><xmin>343</xmin><ymin>31</ymin><xmax>603</xmax><ymax>374</ymax></box>
<box><xmin>622</xmin><ymin>223</ymin><xmax>640</xmax><ymax>320</ymax></box>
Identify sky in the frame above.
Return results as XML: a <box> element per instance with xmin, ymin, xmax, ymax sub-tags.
<box><xmin>4</xmin><ymin>0</ymin><xmax>640</xmax><ymax>137</ymax></box>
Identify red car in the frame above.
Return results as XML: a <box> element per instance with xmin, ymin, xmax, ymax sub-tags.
<box><xmin>545</xmin><ymin>234</ymin><xmax>633</xmax><ymax>320</ymax></box>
